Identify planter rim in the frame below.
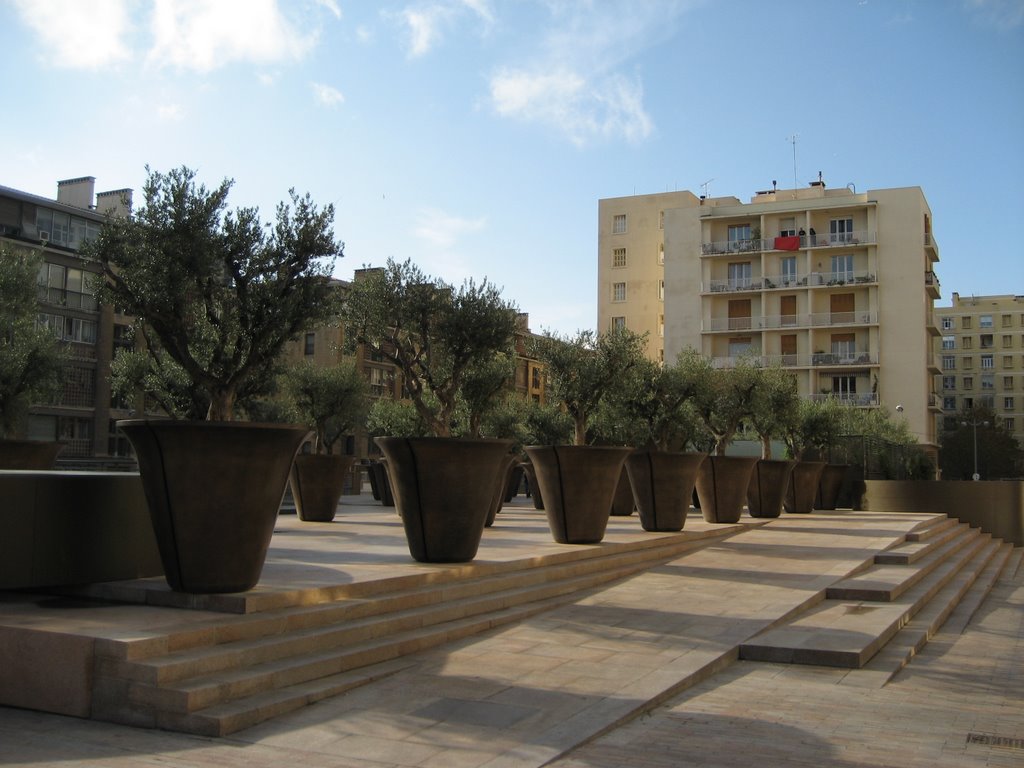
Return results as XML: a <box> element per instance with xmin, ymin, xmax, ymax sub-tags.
<box><xmin>525</xmin><ymin>444</ymin><xmax>634</xmax><ymax>452</ymax></box>
<box><xmin>118</xmin><ymin>418</ymin><xmax>310</xmax><ymax>432</ymax></box>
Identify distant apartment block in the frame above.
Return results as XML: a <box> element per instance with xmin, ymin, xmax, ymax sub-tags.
<box><xmin>934</xmin><ymin>293</ymin><xmax>1024</xmax><ymax>446</ymax></box>
<box><xmin>598</xmin><ymin>180</ymin><xmax>942</xmax><ymax>456</ymax></box>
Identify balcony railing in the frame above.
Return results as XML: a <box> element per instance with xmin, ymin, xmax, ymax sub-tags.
<box><xmin>925</xmin><ymin>270</ymin><xmax>941</xmax><ymax>297</ymax></box>
<box><xmin>37</xmin><ymin>286</ymin><xmax>99</xmax><ymax>312</ymax></box>
<box><xmin>705</xmin><ymin>310</ymin><xmax>878</xmax><ymax>332</ymax></box>
<box><xmin>704</xmin><ymin>270</ymin><xmax>878</xmax><ymax>292</ymax></box>
<box><xmin>701</xmin><ymin>231</ymin><xmax>876</xmax><ymax>256</ymax></box>
<box><xmin>809</xmin><ymin>392</ymin><xmax>879</xmax><ymax>407</ymax></box>
<box><xmin>712</xmin><ymin>352</ymin><xmax>877</xmax><ymax>369</ymax></box>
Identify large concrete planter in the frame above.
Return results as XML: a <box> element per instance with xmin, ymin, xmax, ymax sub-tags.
<box><xmin>747</xmin><ymin>459</ymin><xmax>797</xmax><ymax>519</ymax></box>
<box><xmin>376</xmin><ymin>437</ymin><xmax>513</xmax><ymax>563</ymax></box>
<box><xmin>118</xmin><ymin>420</ymin><xmax>309</xmax><ymax>594</ymax></box>
<box><xmin>0</xmin><ymin>439</ymin><xmax>63</xmax><ymax>470</ymax></box>
<box><xmin>521</xmin><ymin>461</ymin><xmax>544</xmax><ymax>509</ymax></box>
<box><xmin>695</xmin><ymin>455</ymin><xmax>758</xmax><ymax>524</ymax></box>
<box><xmin>625</xmin><ymin>450</ymin><xmax>706</xmax><ymax>532</ymax></box>
<box><xmin>610</xmin><ymin>465</ymin><xmax>635</xmax><ymax>516</ymax></box>
<box><xmin>289</xmin><ymin>454</ymin><xmax>355</xmax><ymax>522</ymax></box>
<box><xmin>524</xmin><ymin>445</ymin><xmax>632</xmax><ymax>544</ymax></box>
<box><xmin>368</xmin><ymin>460</ymin><xmax>394</xmax><ymax>506</ymax></box>
<box><xmin>816</xmin><ymin>463</ymin><xmax>849</xmax><ymax>510</ymax></box>
<box><xmin>486</xmin><ymin>452</ymin><xmax>519</xmax><ymax>527</ymax></box>
<box><xmin>784</xmin><ymin>460</ymin><xmax>827</xmax><ymax>514</ymax></box>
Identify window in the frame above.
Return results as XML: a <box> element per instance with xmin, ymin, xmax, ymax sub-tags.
<box><xmin>830</xmin><ymin>254</ymin><xmax>854</xmax><ymax>282</ymax></box>
<box><xmin>612</xmin><ymin>214</ymin><xmax>627</xmax><ymax>234</ymax></box>
<box><xmin>658</xmin><ymin>243</ymin><xmax>664</xmax><ymax>264</ymax></box>
<box><xmin>1005</xmin><ymin>355</ymin><xmax>1014</xmax><ymax>368</ymax></box>
<box><xmin>658</xmin><ymin>314</ymin><xmax>664</xmax><ymax>337</ymax></box>
<box><xmin>832</xmin><ymin>375</ymin><xmax>857</xmax><ymax>397</ymax></box>
<box><xmin>963</xmin><ymin>376</ymin><xmax>973</xmax><ymax>389</ymax></box>
<box><xmin>658</xmin><ymin>280</ymin><xmax>665</xmax><ymax>301</ymax></box>
<box><xmin>1005</xmin><ymin>376</ymin><xmax>1014</xmax><ymax>389</ymax></box>
<box><xmin>962</xmin><ymin>336</ymin><xmax>973</xmax><ymax>349</ymax></box>
<box><xmin>1005</xmin><ymin>418</ymin><xmax>1015</xmax><ymax>432</ymax></box>
<box><xmin>304</xmin><ymin>332</ymin><xmax>315</xmax><ymax>356</ymax></box>
<box><xmin>942</xmin><ymin>355</ymin><xmax>956</xmax><ymax>369</ymax></box>
<box><xmin>963</xmin><ymin>397</ymin><xmax>974</xmax><ymax>410</ymax></box>
<box><xmin>611</xmin><ymin>316</ymin><xmax>625</xmax><ymax>331</ymax></box>
<box><xmin>612</xmin><ymin>282</ymin><xmax>626</xmax><ymax>302</ymax></box>
<box><xmin>981</xmin><ymin>354</ymin><xmax>994</xmax><ymax>369</ymax></box>
<box><xmin>66</xmin><ymin>317</ymin><xmax>97</xmax><ymax>343</ymax></box>
<box><xmin>941</xmin><ymin>316</ymin><xmax>954</xmax><ymax>330</ymax></box>
<box><xmin>978</xmin><ymin>395</ymin><xmax>994</xmax><ymax>409</ymax></box>
<box><xmin>942</xmin><ymin>336</ymin><xmax>955</xmax><ymax>350</ymax></box>
<box><xmin>779</xmin><ymin>217</ymin><xmax>796</xmax><ymax>238</ymax></box>
<box><xmin>727</xmin><ymin>224</ymin><xmax>752</xmax><ymax>251</ymax></box>
<box><xmin>659</xmin><ymin>210</ymin><xmax>664</xmax><ymax>230</ymax></box>
<box><xmin>1003</xmin><ymin>314</ymin><xmax>1013</xmax><ymax>328</ymax></box>
<box><xmin>1004</xmin><ymin>335</ymin><xmax>1014</xmax><ymax>348</ymax></box>
<box><xmin>943</xmin><ymin>396</ymin><xmax>957</xmax><ymax>410</ymax></box>
<box><xmin>831</xmin><ymin>333</ymin><xmax>856</xmax><ymax>360</ymax></box>
<box><xmin>728</xmin><ymin>262</ymin><xmax>752</xmax><ymax>289</ymax></box>
<box><xmin>1005</xmin><ymin>396</ymin><xmax>1015</xmax><ymax>410</ymax></box>
<box><xmin>829</xmin><ymin>217</ymin><xmax>855</xmax><ymax>244</ymax></box>
<box><xmin>942</xmin><ymin>375</ymin><xmax>956</xmax><ymax>390</ymax></box>
<box><xmin>980</xmin><ymin>334</ymin><xmax>993</xmax><ymax>348</ymax></box>
<box><xmin>728</xmin><ymin>337</ymin><xmax>754</xmax><ymax>356</ymax></box>
<box><xmin>613</xmin><ymin>248</ymin><xmax>626</xmax><ymax>267</ymax></box>
<box><xmin>980</xmin><ymin>314</ymin><xmax>993</xmax><ymax>329</ymax></box>
<box><xmin>963</xmin><ymin>356</ymin><xmax>973</xmax><ymax>369</ymax></box>
<box><xmin>781</xmin><ymin>256</ymin><xmax>797</xmax><ymax>285</ymax></box>
<box><xmin>982</xmin><ymin>374</ymin><xmax>994</xmax><ymax>389</ymax></box>
<box><xmin>962</xmin><ymin>316</ymin><xmax>972</xmax><ymax>329</ymax></box>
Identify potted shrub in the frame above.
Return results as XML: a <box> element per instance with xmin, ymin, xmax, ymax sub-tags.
<box><xmin>342</xmin><ymin>258</ymin><xmax>518</xmax><ymax>563</ymax></box>
<box><xmin>745</xmin><ymin>365</ymin><xmax>799</xmax><ymax>518</ymax></box>
<box><xmin>517</xmin><ymin>399</ymin><xmax>574</xmax><ymax>510</ymax></box>
<box><xmin>525</xmin><ymin>327</ymin><xmax>645</xmax><ymax>544</ymax></box>
<box><xmin>85</xmin><ymin>166</ymin><xmax>341</xmax><ymax>593</ymax></box>
<box><xmin>690</xmin><ymin>356</ymin><xmax>760</xmax><ymax>523</ymax></box>
<box><xmin>607</xmin><ymin>352</ymin><xmax>710</xmax><ymax>532</ymax></box>
<box><xmin>285</xmin><ymin>360</ymin><xmax>369</xmax><ymax>522</ymax></box>
<box><xmin>782</xmin><ymin>397</ymin><xmax>842</xmax><ymax>513</ymax></box>
<box><xmin>0</xmin><ymin>245</ymin><xmax>66</xmax><ymax>468</ymax></box>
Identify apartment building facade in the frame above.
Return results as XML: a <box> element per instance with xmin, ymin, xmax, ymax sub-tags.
<box><xmin>934</xmin><ymin>293</ymin><xmax>1024</xmax><ymax>446</ymax></box>
<box><xmin>0</xmin><ymin>177</ymin><xmax>134</xmax><ymax>459</ymax></box>
<box><xmin>599</xmin><ymin>181</ymin><xmax>942</xmax><ymax>456</ymax></box>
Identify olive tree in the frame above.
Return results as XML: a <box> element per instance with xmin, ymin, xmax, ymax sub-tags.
<box><xmin>747</xmin><ymin>364</ymin><xmax>800</xmax><ymax>459</ymax></box>
<box><xmin>284</xmin><ymin>360</ymin><xmax>369</xmax><ymax>454</ymax></box>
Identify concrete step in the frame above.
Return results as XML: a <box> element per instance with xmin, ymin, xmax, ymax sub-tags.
<box><xmin>826</xmin><ymin>522</ymin><xmax>978</xmax><ymax>601</ymax></box>
<box><xmin>738</xmin><ymin>529</ymin><xmax>994</xmax><ymax>668</ymax></box>
<box><xmin>874</xmin><ymin>520</ymin><xmax>965</xmax><ymax>565</ymax></box>
<box><xmin>904</xmin><ymin>515</ymin><xmax>959</xmax><ymax>542</ymax></box>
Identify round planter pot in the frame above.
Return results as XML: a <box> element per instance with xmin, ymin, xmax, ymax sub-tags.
<box><xmin>695</xmin><ymin>455</ymin><xmax>759</xmax><ymax>524</ymax></box>
<box><xmin>817</xmin><ymin>463</ymin><xmax>849</xmax><ymax>510</ymax></box>
<box><xmin>375</xmin><ymin>437</ymin><xmax>513</xmax><ymax>563</ymax></box>
<box><xmin>117</xmin><ymin>419</ymin><xmax>309</xmax><ymax>593</ymax></box>
<box><xmin>369</xmin><ymin>460</ymin><xmax>394</xmax><ymax>506</ymax></box>
<box><xmin>486</xmin><ymin>453</ymin><xmax>519</xmax><ymax>527</ymax></box>
<box><xmin>625</xmin><ymin>450</ymin><xmax>706</xmax><ymax>532</ymax></box>
<box><xmin>610</xmin><ymin>465</ymin><xmax>635</xmax><ymax>516</ymax></box>
<box><xmin>784</xmin><ymin>461</ymin><xmax>827</xmax><ymax>514</ymax></box>
<box><xmin>746</xmin><ymin>459</ymin><xmax>797</xmax><ymax>519</ymax></box>
<box><xmin>524</xmin><ymin>445</ymin><xmax>633</xmax><ymax>544</ymax></box>
<box><xmin>521</xmin><ymin>461</ymin><xmax>544</xmax><ymax>509</ymax></box>
<box><xmin>0</xmin><ymin>439</ymin><xmax>64</xmax><ymax>469</ymax></box>
<box><xmin>290</xmin><ymin>454</ymin><xmax>355</xmax><ymax>522</ymax></box>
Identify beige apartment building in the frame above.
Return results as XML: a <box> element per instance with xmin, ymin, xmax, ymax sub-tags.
<box><xmin>598</xmin><ymin>181</ymin><xmax>942</xmax><ymax>455</ymax></box>
<box><xmin>934</xmin><ymin>293</ymin><xmax>1024</xmax><ymax>446</ymax></box>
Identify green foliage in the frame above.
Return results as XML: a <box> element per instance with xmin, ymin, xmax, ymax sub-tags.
<box><xmin>460</xmin><ymin>352</ymin><xmax>515</xmax><ymax>438</ymax></box>
<box><xmin>284</xmin><ymin>360</ymin><xmax>369</xmax><ymax>454</ymax></box>
<box><xmin>940</xmin><ymin>406</ymin><xmax>1022</xmax><ymax>480</ymax></box>
<box><xmin>366</xmin><ymin>395</ymin><xmax>432</xmax><ymax>439</ymax></box>
<box><xmin>84</xmin><ymin>166</ymin><xmax>342</xmax><ymax>421</ymax></box>
<box><xmin>0</xmin><ymin>245</ymin><xmax>66</xmax><ymax>438</ymax></box>
<box><xmin>529</xmin><ymin>326</ymin><xmax>648</xmax><ymax>445</ymax></box>
<box><xmin>342</xmin><ymin>258</ymin><xmax>519</xmax><ymax>437</ymax></box>
<box><xmin>784</xmin><ymin>396</ymin><xmax>845</xmax><ymax>460</ymax></box>
<box><xmin>688</xmin><ymin>356</ymin><xmax>761</xmax><ymax>455</ymax></box>
<box><xmin>747</xmin><ymin>364</ymin><xmax>800</xmax><ymax>459</ymax></box>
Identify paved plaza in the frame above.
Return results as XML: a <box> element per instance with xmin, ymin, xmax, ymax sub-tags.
<box><xmin>0</xmin><ymin>493</ymin><xmax>1020</xmax><ymax>767</ymax></box>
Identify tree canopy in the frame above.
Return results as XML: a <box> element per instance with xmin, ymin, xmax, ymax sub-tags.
<box><xmin>284</xmin><ymin>360</ymin><xmax>369</xmax><ymax>454</ymax></box>
<box><xmin>940</xmin><ymin>407</ymin><xmax>1022</xmax><ymax>480</ymax></box>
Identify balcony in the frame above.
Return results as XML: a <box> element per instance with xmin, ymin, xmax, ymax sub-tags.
<box><xmin>712</xmin><ymin>352</ymin><xmax>877</xmax><ymax>369</ymax></box>
<box><xmin>809</xmin><ymin>392</ymin><xmax>879</xmax><ymax>407</ymax></box>
<box><xmin>705</xmin><ymin>311</ymin><xmax>877</xmax><ymax>332</ymax></box>
<box><xmin>704</xmin><ymin>270</ymin><xmax>878</xmax><ymax>294</ymax></box>
<box><xmin>925</xmin><ymin>270</ymin><xmax>941</xmax><ymax>299</ymax></box>
<box><xmin>701</xmin><ymin>231</ymin><xmax>876</xmax><ymax>256</ymax></box>
<box><xmin>36</xmin><ymin>286</ymin><xmax>99</xmax><ymax>312</ymax></box>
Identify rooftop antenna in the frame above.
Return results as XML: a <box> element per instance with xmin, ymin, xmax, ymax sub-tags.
<box><xmin>700</xmin><ymin>178</ymin><xmax>714</xmax><ymax>198</ymax></box>
<box><xmin>786</xmin><ymin>134</ymin><xmax>799</xmax><ymax>190</ymax></box>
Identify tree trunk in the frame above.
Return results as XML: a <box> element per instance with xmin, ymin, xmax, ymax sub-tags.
<box><xmin>206</xmin><ymin>389</ymin><xmax>236</xmax><ymax>421</ymax></box>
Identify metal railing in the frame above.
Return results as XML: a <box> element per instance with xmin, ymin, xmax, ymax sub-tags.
<box><xmin>701</xmin><ymin>230</ymin><xmax>877</xmax><ymax>256</ymax></box>
<box><xmin>705</xmin><ymin>310</ymin><xmax>878</xmax><ymax>332</ymax></box>
<box><xmin>809</xmin><ymin>392</ymin><xmax>879</xmax><ymax>406</ymax></box>
<box><xmin>712</xmin><ymin>352</ymin><xmax>877</xmax><ymax>369</ymax></box>
<box><xmin>704</xmin><ymin>270</ymin><xmax>877</xmax><ymax>292</ymax></box>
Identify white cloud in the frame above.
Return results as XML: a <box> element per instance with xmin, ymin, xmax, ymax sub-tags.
<box><xmin>315</xmin><ymin>0</ymin><xmax>343</xmax><ymax>20</ymax></box>
<box><xmin>147</xmin><ymin>0</ymin><xmax>318</xmax><ymax>72</ymax></box>
<box><xmin>157</xmin><ymin>103</ymin><xmax>185</xmax><ymax>121</ymax></box>
<box><xmin>963</xmin><ymin>0</ymin><xmax>1024</xmax><ymax>28</ymax></box>
<box><xmin>311</xmin><ymin>82</ymin><xmax>345</xmax><ymax>106</ymax></box>
<box><xmin>391</xmin><ymin>0</ymin><xmax>494</xmax><ymax>57</ymax></box>
<box><xmin>489</xmin><ymin>68</ymin><xmax>652</xmax><ymax>147</ymax></box>
<box><xmin>356</xmin><ymin>24</ymin><xmax>373</xmax><ymax>43</ymax></box>
<box><xmin>413</xmin><ymin>207</ymin><xmax>486</xmax><ymax>249</ymax></box>
<box><xmin>12</xmin><ymin>0</ymin><xmax>133</xmax><ymax>70</ymax></box>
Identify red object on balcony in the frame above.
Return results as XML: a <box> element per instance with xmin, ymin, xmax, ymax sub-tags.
<box><xmin>774</xmin><ymin>235</ymin><xmax>800</xmax><ymax>251</ymax></box>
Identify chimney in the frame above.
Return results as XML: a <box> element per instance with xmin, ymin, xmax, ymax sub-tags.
<box><xmin>57</xmin><ymin>176</ymin><xmax>96</xmax><ymax>209</ymax></box>
<box><xmin>96</xmin><ymin>188</ymin><xmax>133</xmax><ymax>219</ymax></box>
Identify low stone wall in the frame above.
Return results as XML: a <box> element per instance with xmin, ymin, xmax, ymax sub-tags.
<box><xmin>861</xmin><ymin>480</ymin><xmax>1024</xmax><ymax>546</ymax></box>
<box><xmin>0</xmin><ymin>471</ymin><xmax>162</xmax><ymax>589</ymax></box>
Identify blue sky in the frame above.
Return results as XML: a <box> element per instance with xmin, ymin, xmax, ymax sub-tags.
<box><xmin>2</xmin><ymin>0</ymin><xmax>1022</xmax><ymax>334</ymax></box>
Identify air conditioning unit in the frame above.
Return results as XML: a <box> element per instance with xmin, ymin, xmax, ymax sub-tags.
<box><xmin>38</xmin><ymin>230</ymin><xmax>50</xmax><ymax>243</ymax></box>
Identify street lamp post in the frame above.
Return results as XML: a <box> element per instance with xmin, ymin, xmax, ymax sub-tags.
<box><xmin>961</xmin><ymin>418</ymin><xmax>989</xmax><ymax>481</ymax></box>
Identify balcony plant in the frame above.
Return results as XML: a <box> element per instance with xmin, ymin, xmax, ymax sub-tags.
<box><xmin>284</xmin><ymin>359</ymin><xmax>369</xmax><ymax>522</ymax></box>
<box><xmin>0</xmin><ymin>244</ymin><xmax>66</xmax><ymax>468</ymax></box>
<box><xmin>745</xmin><ymin>365</ymin><xmax>800</xmax><ymax>518</ymax></box>
<box><xmin>342</xmin><ymin>258</ymin><xmax>519</xmax><ymax>562</ymax></box>
<box><xmin>689</xmin><ymin>356</ymin><xmax>761</xmax><ymax>523</ymax></box>
<box><xmin>84</xmin><ymin>166</ymin><xmax>341</xmax><ymax>592</ymax></box>
<box><xmin>525</xmin><ymin>327</ymin><xmax>646</xmax><ymax>543</ymax></box>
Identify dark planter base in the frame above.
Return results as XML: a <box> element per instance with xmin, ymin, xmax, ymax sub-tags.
<box><xmin>817</xmin><ymin>464</ymin><xmax>849</xmax><ymax>510</ymax></box>
<box><xmin>524</xmin><ymin>445</ymin><xmax>632</xmax><ymax>544</ymax></box>
<box><xmin>0</xmin><ymin>440</ymin><xmax>63</xmax><ymax>470</ymax></box>
<box><xmin>487</xmin><ymin>453</ymin><xmax>519</xmax><ymax>527</ymax></box>
<box><xmin>695</xmin><ymin>455</ymin><xmax>758</xmax><ymax>524</ymax></box>
<box><xmin>118</xmin><ymin>420</ymin><xmax>309</xmax><ymax>594</ymax></box>
<box><xmin>610</xmin><ymin>465</ymin><xmax>635</xmax><ymax>516</ymax></box>
<box><xmin>747</xmin><ymin>459</ymin><xmax>797</xmax><ymax>519</ymax></box>
<box><xmin>376</xmin><ymin>437</ymin><xmax>513</xmax><ymax>563</ymax></box>
<box><xmin>521</xmin><ymin>461</ymin><xmax>544</xmax><ymax>509</ymax></box>
<box><xmin>785</xmin><ymin>461</ymin><xmax>827</xmax><ymax>514</ymax></box>
<box><xmin>290</xmin><ymin>454</ymin><xmax>355</xmax><ymax>522</ymax></box>
<box><xmin>625</xmin><ymin>450</ymin><xmax>706</xmax><ymax>532</ymax></box>
<box><xmin>369</xmin><ymin>460</ymin><xmax>394</xmax><ymax>506</ymax></box>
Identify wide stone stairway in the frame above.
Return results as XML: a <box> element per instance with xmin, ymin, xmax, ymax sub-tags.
<box><xmin>0</xmin><ymin>498</ymin><xmax>1019</xmax><ymax>768</ymax></box>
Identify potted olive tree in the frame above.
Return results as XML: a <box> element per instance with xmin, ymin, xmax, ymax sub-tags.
<box><xmin>525</xmin><ymin>327</ymin><xmax>645</xmax><ymax>544</ymax></box>
<box><xmin>342</xmin><ymin>258</ymin><xmax>519</xmax><ymax>563</ymax></box>
<box><xmin>690</xmin><ymin>357</ymin><xmax>761</xmax><ymax>524</ymax></box>
<box><xmin>514</xmin><ymin>398</ymin><xmax>574</xmax><ymax>510</ymax></box>
<box><xmin>85</xmin><ymin>166</ymin><xmax>341</xmax><ymax>593</ymax></box>
<box><xmin>745</xmin><ymin>365</ymin><xmax>800</xmax><ymax>518</ymax></box>
<box><xmin>285</xmin><ymin>360</ymin><xmax>369</xmax><ymax>522</ymax></box>
<box><xmin>0</xmin><ymin>245</ymin><xmax>66</xmax><ymax>468</ymax></box>
<box><xmin>783</xmin><ymin>396</ymin><xmax>843</xmax><ymax>513</ymax></box>
<box><xmin>608</xmin><ymin>351</ymin><xmax>711</xmax><ymax>532</ymax></box>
